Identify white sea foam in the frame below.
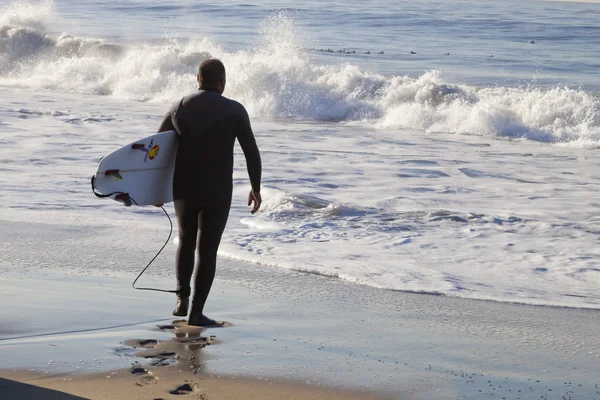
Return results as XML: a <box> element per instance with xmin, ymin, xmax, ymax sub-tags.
<box><xmin>1</xmin><ymin>5</ymin><xmax>598</xmax><ymax>144</ymax></box>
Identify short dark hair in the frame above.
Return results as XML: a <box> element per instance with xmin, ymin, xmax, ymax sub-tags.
<box><xmin>198</xmin><ymin>59</ymin><xmax>225</xmax><ymax>88</ymax></box>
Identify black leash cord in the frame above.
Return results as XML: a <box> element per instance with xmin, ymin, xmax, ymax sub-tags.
<box><xmin>91</xmin><ymin>176</ymin><xmax>177</xmax><ymax>294</ymax></box>
<box><xmin>131</xmin><ymin>205</ymin><xmax>177</xmax><ymax>293</ymax></box>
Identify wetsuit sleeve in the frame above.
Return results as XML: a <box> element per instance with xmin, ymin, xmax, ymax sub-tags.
<box><xmin>235</xmin><ymin>107</ymin><xmax>262</xmax><ymax>193</ymax></box>
<box><xmin>157</xmin><ymin>101</ymin><xmax>179</xmax><ymax>133</ymax></box>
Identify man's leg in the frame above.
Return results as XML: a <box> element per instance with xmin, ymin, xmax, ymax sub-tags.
<box><xmin>174</xmin><ymin>199</ymin><xmax>202</xmax><ymax>316</ymax></box>
<box><xmin>188</xmin><ymin>203</ymin><xmax>231</xmax><ymax>325</ymax></box>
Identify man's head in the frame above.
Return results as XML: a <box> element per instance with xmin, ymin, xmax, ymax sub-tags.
<box><xmin>197</xmin><ymin>59</ymin><xmax>226</xmax><ymax>94</ymax></box>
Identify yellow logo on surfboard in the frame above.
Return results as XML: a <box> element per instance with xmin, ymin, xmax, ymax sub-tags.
<box><xmin>149</xmin><ymin>145</ymin><xmax>160</xmax><ymax>160</ymax></box>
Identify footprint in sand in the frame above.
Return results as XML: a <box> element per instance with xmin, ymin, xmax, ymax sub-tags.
<box><xmin>129</xmin><ymin>362</ymin><xmax>149</xmax><ymax>375</ymax></box>
<box><xmin>138</xmin><ymin>339</ymin><xmax>158</xmax><ymax>347</ymax></box>
<box><xmin>129</xmin><ymin>362</ymin><xmax>156</xmax><ymax>385</ymax></box>
<box><xmin>169</xmin><ymin>382</ymin><xmax>201</xmax><ymax>395</ymax></box>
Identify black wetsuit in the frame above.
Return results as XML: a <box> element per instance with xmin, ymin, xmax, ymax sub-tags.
<box><xmin>158</xmin><ymin>90</ymin><xmax>261</xmax><ymax>316</ymax></box>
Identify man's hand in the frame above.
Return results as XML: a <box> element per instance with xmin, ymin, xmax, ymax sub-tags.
<box><xmin>248</xmin><ymin>191</ymin><xmax>262</xmax><ymax>214</ymax></box>
<box><xmin>154</xmin><ymin>203</ymin><xmax>164</xmax><ymax>208</ymax></box>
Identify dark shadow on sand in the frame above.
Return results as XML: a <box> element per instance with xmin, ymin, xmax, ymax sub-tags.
<box><xmin>0</xmin><ymin>377</ymin><xmax>88</xmax><ymax>400</ymax></box>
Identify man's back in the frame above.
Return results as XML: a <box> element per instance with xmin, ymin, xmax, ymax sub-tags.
<box><xmin>160</xmin><ymin>58</ymin><xmax>262</xmax><ymax>326</ymax></box>
<box><xmin>162</xmin><ymin>90</ymin><xmax>261</xmax><ymax>204</ymax></box>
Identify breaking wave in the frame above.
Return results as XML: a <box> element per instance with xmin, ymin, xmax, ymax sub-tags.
<box><xmin>1</xmin><ymin>3</ymin><xmax>599</xmax><ymax>143</ymax></box>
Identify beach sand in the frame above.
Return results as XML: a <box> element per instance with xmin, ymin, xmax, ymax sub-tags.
<box><xmin>0</xmin><ymin>368</ymin><xmax>388</xmax><ymax>400</ymax></box>
<box><xmin>1</xmin><ymin>221</ymin><xmax>600</xmax><ymax>399</ymax></box>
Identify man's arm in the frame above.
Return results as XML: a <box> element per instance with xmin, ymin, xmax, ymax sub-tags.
<box><xmin>157</xmin><ymin>101</ymin><xmax>181</xmax><ymax>133</ymax></box>
<box><xmin>235</xmin><ymin>107</ymin><xmax>262</xmax><ymax>213</ymax></box>
<box><xmin>236</xmin><ymin>108</ymin><xmax>262</xmax><ymax>193</ymax></box>
<box><xmin>158</xmin><ymin>113</ymin><xmax>175</xmax><ymax>133</ymax></box>
<box><xmin>154</xmin><ymin>101</ymin><xmax>180</xmax><ymax>207</ymax></box>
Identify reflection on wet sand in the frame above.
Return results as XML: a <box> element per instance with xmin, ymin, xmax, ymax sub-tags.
<box><xmin>124</xmin><ymin>319</ymin><xmax>226</xmax><ymax>373</ymax></box>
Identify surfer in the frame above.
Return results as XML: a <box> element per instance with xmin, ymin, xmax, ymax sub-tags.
<box><xmin>157</xmin><ymin>59</ymin><xmax>262</xmax><ymax>326</ymax></box>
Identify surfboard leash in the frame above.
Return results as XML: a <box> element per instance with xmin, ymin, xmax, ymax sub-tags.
<box><xmin>90</xmin><ymin>176</ymin><xmax>178</xmax><ymax>294</ymax></box>
<box><xmin>131</xmin><ymin>204</ymin><xmax>178</xmax><ymax>294</ymax></box>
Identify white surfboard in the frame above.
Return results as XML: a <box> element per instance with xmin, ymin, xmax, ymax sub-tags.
<box><xmin>91</xmin><ymin>130</ymin><xmax>178</xmax><ymax>206</ymax></box>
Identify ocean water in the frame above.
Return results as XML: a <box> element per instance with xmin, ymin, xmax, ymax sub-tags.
<box><xmin>2</xmin><ymin>0</ymin><xmax>600</xmax><ymax>308</ymax></box>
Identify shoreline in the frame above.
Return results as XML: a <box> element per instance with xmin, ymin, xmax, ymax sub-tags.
<box><xmin>292</xmin><ymin>269</ymin><xmax>600</xmax><ymax>312</ymax></box>
<box><xmin>3</xmin><ymin>216</ymin><xmax>600</xmax><ymax>313</ymax></box>
<box><xmin>3</xmin><ymin>207</ymin><xmax>600</xmax><ymax>312</ymax></box>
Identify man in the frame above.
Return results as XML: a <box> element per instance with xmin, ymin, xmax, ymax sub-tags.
<box><xmin>157</xmin><ymin>59</ymin><xmax>262</xmax><ymax>326</ymax></box>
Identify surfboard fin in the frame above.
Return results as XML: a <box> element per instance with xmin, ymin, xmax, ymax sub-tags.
<box><xmin>104</xmin><ymin>169</ymin><xmax>123</xmax><ymax>180</ymax></box>
<box><xmin>115</xmin><ymin>193</ymin><xmax>132</xmax><ymax>207</ymax></box>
